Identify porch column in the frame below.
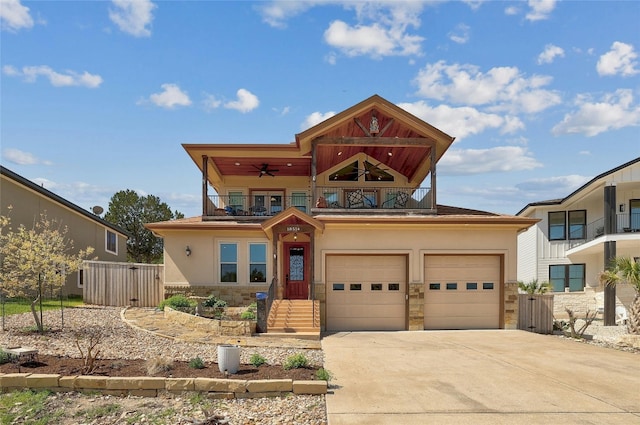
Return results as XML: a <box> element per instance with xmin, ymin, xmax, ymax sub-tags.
<box><xmin>202</xmin><ymin>155</ymin><xmax>208</xmax><ymax>216</ymax></box>
<box><xmin>430</xmin><ymin>146</ymin><xmax>437</xmax><ymax>209</ymax></box>
<box><xmin>603</xmin><ymin>184</ymin><xmax>617</xmax><ymax>326</ymax></box>
<box><xmin>311</xmin><ymin>140</ymin><xmax>317</xmax><ymax>206</ymax></box>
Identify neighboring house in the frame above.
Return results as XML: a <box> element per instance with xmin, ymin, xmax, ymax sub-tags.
<box><xmin>147</xmin><ymin>95</ymin><xmax>537</xmax><ymax>332</ymax></box>
<box><xmin>0</xmin><ymin>166</ymin><xmax>128</xmax><ymax>296</ymax></box>
<box><xmin>516</xmin><ymin>157</ymin><xmax>640</xmax><ymax>317</ymax></box>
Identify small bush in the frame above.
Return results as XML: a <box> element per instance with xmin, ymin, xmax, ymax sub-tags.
<box><xmin>0</xmin><ymin>349</ymin><xmax>11</xmax><ymax>365</ymax></box>
<box><xmin>249</xmin><ymin>353</ymin><xmax>266</xmax><ymax>367</ymax></box>
<box><xmin>158</xmin><ymin>294</ymin><xmax>196</xmax><ymax>312</ymax></box>
<box><xmin>189</xmin><ymin>357</ymin><xmax>205</xmax><ymax>369</ymax></box>
<box><xmin>145</xmin><ymin>356</ymin><xmax>174</xmax><ymax>375</ymax></box>
<box><xmin>283</xmin><ymin>353</ymin><xmax>309</xmax><ymax>370</ymax></box>
<box><xmin>240</xmin><ymin>310</ymin><xmax>256</xmax><ymax>320</ymax></box>
<box><xmin>316</xmin><ymin>368</ymin><xmax>333</xmax><ymax>382</ymax></box>
<box><xmin>203</xmin><ymin>294</ymin><xmax>227</xmax><ymax>308</ymax></box>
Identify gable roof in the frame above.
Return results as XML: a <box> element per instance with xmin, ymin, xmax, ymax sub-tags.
<box><xmin>1</xmin><ymin>166</ymin><xmax>128</xmax><ymax>237</ymax></box>
<box><xmin>516</xmin><ymin>156</ymin><xmax>640</xmax><ymax>216</ymax></box>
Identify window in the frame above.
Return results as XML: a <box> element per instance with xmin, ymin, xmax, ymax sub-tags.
<box><xmin>371</xmin><ymin>283</ymin><xmax>382</xmax><ymax>291</ymax></box>
<box><xmin>291</xmin><ymin>192</ymin><xmax>308</xmax><ymax>213</ymax></box>
<box><xmin>483</xmin><ymin>282</ymin><xmax>494</xmax><ymax>290</ymax></box>
<box><xmin>568</xmin><ymin>210</ymin><xmax>586</xmax><ymax>239</ymax></box>
<box><xmin>350</xmin><ymin>283</ymin><xmax>362</xmax><ymax>291</ymax></box>
<box><xmin>363</xmin><ymin>161</ymin><xmax>394</xmax><ymax>182</ymax></box>
<box><xmin>388</xmin><ymin>283</ymin><xmax>400</xmax><ymax>291</ymax></box>
<box><xmin>631</xmin><ymin>199</ymin><xmax>640</xmax><ymax>231</ymax></box>
<box><xmin>429</xmin><ymin>283</ymin><xmax>441</xmax><ymax>290</ymax></box>
<box><xmin>550</xmin><ymin>264</ymin><xmax>585</xmax><ymax>292</ymax></box>
<box><xmin>330</xmin><ymin>161</ymin><xmax>359</xmax><ymax>181</ymax></box>
<box><xmin>220</xmin><ymin>243</ymin><xmax>237</xmax><ymax>283</ymax></box>
<box><xmin>466</xmin><ymin>282</ymin><xmax>477</xmax><ymax>290</ymax></box>
<box><xmin>548</xmin><ymin>211</ymin><xmax>566</xmax><ymax>240</ymax></box>
<box><xmin>446</xmin><ymin>283</ymin><xmax>457</xmax><ymax>290</ymax></box>
<box><xmin>251</xmin><ymin>191</ymin><xmax>283</xmax><ymax>215</ymax></box>
<box><xmin>249</xmin><ymin>243</ymin><xmax>266</xmax><ymax>283</ymax></box>
<box><xmin>333</xmin><ymin>283</ymin><xmax>345</xmax><ymax>291</ymax></box>
<box><xmin>228</xmin><ymin>191</ymin><xmax>244</xmax><ymax>213</ymax></box>
<box><xmin>105</xmin><ymin>230</ymin><xmax>117</xmax><ymax>254</ymax></box>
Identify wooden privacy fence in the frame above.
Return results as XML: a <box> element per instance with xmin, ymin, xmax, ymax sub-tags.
<box><xmin>83</xmin><ymin>261</ymin><xmax>164</xmax><ymax>307</ymax></box>
<box><xmin>518</xmin><ymin>294</ymin><xmax>554</xmax><ymax>334</ymax></box>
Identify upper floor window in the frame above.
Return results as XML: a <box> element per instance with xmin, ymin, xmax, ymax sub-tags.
<box><xmin>548</xmin><ymin>211</ymin><xmax>566</xmax><ymax>240</ymax></box>
<box><xmin>330</xmin><ymin>161</ymin><xmax>359</xmax><ymax>181</ymax></box>
<box><xmin>220</xmin><ymin>243</ymin><xmax>237</xmax><ymax>283</ymax></box>
<box><xmin>631</xmin><ymin>199</ymin><xmax>640</xmax><ymax>231</ymax></box>
<box><xmin>568</xmin><ymin>210</ymin><xmax>586</xmax><ymax>240</ymax></box>
<box><xmin>249</xmin><ymin>243</ymin><xmax>267</xmax><ymax>283</ymax></box>
<box><xmin>105</xmin><ymin>230</ymin><xmax>117</xmax><ymax>254</ymax></box>
<box><xmin>550</xmin><ymin>264</ymin><xmax>585</xmax><ymax>292</ymax></box>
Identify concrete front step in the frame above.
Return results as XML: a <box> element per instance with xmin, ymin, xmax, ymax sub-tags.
<box><xmin>257</xmin><ymin>331</ymin><xmax>320</xmax><ymax>341</ymax></box>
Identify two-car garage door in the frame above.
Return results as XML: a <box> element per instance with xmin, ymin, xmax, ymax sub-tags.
<box><xmin>326</xmin><ymin>255</ymin><xmax>406</xmax><ymax>331</ymax></box>
<box><xmin>424</xmin><ymin>255</ymin><xmax>501</xmax><ymax>329</ymax></box>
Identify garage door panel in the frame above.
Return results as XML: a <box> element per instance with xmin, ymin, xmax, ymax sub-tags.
<box><xmin>327</xmin><ymin>255</ymin><xmax>406</xmax><ymax>331</ymax></box>
<box><xmin>425</xmin><ymin>255</ymin><xmax>500</xmax><ymax>330</ymax></box>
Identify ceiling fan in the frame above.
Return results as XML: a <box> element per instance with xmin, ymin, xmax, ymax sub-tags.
<box><xmin>253</xmin><ymin>163</ymin><xmax>279</xmax><ymax>177</ymax></box>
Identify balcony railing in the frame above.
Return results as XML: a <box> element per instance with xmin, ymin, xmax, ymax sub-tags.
<box><xmin>205</xmin><ymin>186</ymin><xmax>433</xmax><ymax>218</ymax></box>
<box><xmin>572</xmin><ymin>212</ymin><xmax>640</xmax><ymax>247</ymax></box>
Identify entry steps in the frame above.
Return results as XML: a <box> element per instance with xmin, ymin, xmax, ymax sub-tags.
<box><xmin>263</xmin><ymin>299</ymin><xmax>320</xmax><ymax>340</ymax></box>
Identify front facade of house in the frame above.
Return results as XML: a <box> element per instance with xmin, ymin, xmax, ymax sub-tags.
<box><xmin>147</xmin><ymin>95</ymin><xmax>537</xmax><ymax>332</ymax></box>
<box><xmin>516</xmin><ymin>157</ymin><xmax>640</xmax><ymax>317</ymax></box>
<box><xmin>0</xmin><ymin>166</ymin><xmax>128</xmax><ymax>296</ymax></box>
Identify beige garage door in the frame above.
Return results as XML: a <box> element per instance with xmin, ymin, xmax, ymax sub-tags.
<box><xmin>424</xmin><ymin>255</ymin><xmax>501</xmax><ymax>330</ymax></box>
<box><xmin>326</xmin><ymin>255</ymin><xmax>406</xmax><ymax>331</ymax></box>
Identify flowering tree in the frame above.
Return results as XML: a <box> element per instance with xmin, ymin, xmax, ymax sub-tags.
<box><xmin>0</xmin><ymin>212</ymin><xmax>94</xmax><ymax>332</ymax></box>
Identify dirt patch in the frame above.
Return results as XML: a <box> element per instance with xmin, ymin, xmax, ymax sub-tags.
<box><xmin>0</xmin><ymin>354</ymin><xmax>318</xmax><ymax>380</ymax></box>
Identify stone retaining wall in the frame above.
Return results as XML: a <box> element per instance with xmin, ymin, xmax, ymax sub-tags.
<box><xmin>0</xmin><ymin>373</ymin><xmax>327</xmax><ymax>398</ymax></box>
<box><xmin>164</xmin><ymin>307</ymin><xmax>256</xmax><ymax>336</ymax></box>
<box><xmin>164</xmin><ymin>285</ymin><xmax>268</xmax><ymax>307</ymax></box>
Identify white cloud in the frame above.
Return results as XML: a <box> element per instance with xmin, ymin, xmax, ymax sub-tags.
<box><xmin>256</xmin><ymin>1</ymin><xmax>315</xmax><ymax>28</ymax></box>
<box><xmin>202</xmin><ymin>93</ymin><xmax>222</xmax><ymax>111</ymax></box>
<box><xmin>324</xmin><ymin>19</ymin><xmax>423</xmax><ymax>58</ymax></box>
<box><xmin>525</xmin><ymin>0</ymin><xmax>556</xmax><ymax>21</ymax></box>
<box><xmin>0</xmin><ymin>0</ymin><xmax>34</xmax><ymax>32</ymax></box>
<box><xmin>2</xmin><ymin>148</ymin><xmax>52</xmax><ymax>166</ymax></box>
<box><xmin>109</xmin><ymin>0</ymin><xmax>156</xmax><ymax>37</ymax></box>
<box><xmin>301</xmin><ymin>111</ymin><xmax>336</xmax><ymax>130</ymax></box>
<box><xmin>145</xmin><ymin>83</ymin><xmax>191</xmax><ymax>109</ymax></box>
<box><xmin>504</xmin><ymin>5</ymin><xmax>519</xmax><ymax>16</ymax></box>
<box><xmin>597</xmin><ymin>41</ymin><xmax>639</xmax><ymax>77</ymax></box>
<box><xmin>2</xmin><ymin>65</ymin><xmax>103</xmax><ymax>88</ymax></box>
<box><xmin>449</xmin><ymin>23</ymin><xmax>470</xmax><ymax>44</ymax></box>
<box><xmin>224</xmin><ymin>89</ymin><xmax>259</xmax><ymax>113</ymax></box>
<box><xmin>397</xmin><ymin>100</ymin><xmax>524</xmax><ymax>140</ymax></box>
<box><xmin>552</xmin><ymin>89</ymin><xmax>640</xmax><ymax>137</ymax></box>
<box><xmin>537</xmin><ymin>44</ymin><xmax>565</xmax><ymax>64</ymax></box>
<box><xmin>438</xmin><ymin>146</ymin><xmax>543</xmax><ymax>175</ymax></box>
<box><xmin>413</xmin><ymin>60</ymin><xmax>561</xmax><ymax>114</ymax></box>
<box><xmin>516</xmin><ymin>174</ymin><xmax>591</xmax><ymax>195</ymax></box>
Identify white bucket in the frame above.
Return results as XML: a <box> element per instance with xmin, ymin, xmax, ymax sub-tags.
<box><xmin>217</xmin><ymin>344</ymin><xmax>240</xmax><ymax>374</ymax></box>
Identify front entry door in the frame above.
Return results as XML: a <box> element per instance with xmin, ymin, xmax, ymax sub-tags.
<box><xmin>284</xmin><ymin>242</ymin><xmax>309</xmax><ymax>299</ymax></box>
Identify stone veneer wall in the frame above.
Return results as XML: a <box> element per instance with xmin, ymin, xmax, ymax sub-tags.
<box><xmin>164</xmin><ymin>285</ymin><xmax>269</xmax><ymax>307</ymax></box>
<box><xmin>0</xmin><ymin>374</ymin><xmax>327</xmax><ymax>398</ymax></box>
<box><xmin>408</xmin><ymin>283</ymin><xmax>424</xmax><ymax>331</ymax></box>
<box><xmin>553</xmin><ymin>284</ymin><xmax>636</xmax><ymax>319</ymax></box>
<box><xmin>504</xmin><ymin>281</ymin><xmax>519</xmax><ymax>329</ymax></box>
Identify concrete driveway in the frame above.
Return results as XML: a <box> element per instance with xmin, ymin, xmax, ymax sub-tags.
<box><xmin>322</xmin><ymin>330</ymin><xmax>640</xmax><ymax>424</ymax></box>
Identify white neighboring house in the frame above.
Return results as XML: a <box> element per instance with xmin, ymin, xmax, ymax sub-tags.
<box><xmin>516</xmin><ymin>157</ymin><xmax>640</xmax><ymax>318</ymax></box>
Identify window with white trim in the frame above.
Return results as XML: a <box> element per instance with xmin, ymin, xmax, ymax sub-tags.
<box><xmin>249</xmin><ymin>243</ymin><xmax>267</xmax><ymax>283</ymax></box>
<box><xmin>220</xmin><ymin>243</ymin><xmax>238</xmax><ymax>283</ymax></box>
<box><xmin>105</xmin><ymin>230</ymin><xmax>117</xmax><ymax>254</ymax></box>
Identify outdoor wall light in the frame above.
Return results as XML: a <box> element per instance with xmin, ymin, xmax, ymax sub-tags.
<box><xmin>294</xmin><ymin>233</ymin><xmax>298</xmax><ymax>241</ymax></box>
<box><xmin>619</xmin><ymin>204</ymin><xmax>625</xmax><ymax>212</ymax></box>
<box><xmin>185</xmin><ymin>246</ymin><xmax>192</xmax><ymax>256</ymax></box>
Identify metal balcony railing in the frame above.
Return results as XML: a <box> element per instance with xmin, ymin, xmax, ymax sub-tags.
<box><xmin>572</xmin><ymin>212</ymin><xmax>640</xmax><ymax>247</ymax></box>
<box><xmin>205</xmin><ymin>186</ymin><xmax>434</xmax><ymax>217</ymax></box>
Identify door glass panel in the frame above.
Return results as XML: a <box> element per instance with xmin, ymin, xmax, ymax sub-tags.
<box><xmin>270</xmin><ymin>195</ymin><xmax>282</xmax><ymax>214</ymax></box>
<box><xmin>631</xmin><ymin>200</ymin><xmax>640</xmax><ymax>230</ymax></box>
<box><xmin>289</xmin><ymin>247</ymin><xmax>304</xmax><ymax>281</ymax></box>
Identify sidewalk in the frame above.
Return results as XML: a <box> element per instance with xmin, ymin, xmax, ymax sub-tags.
<box><xmin>122</xmin><ymin>307</ymin><xmax>321</xmax><ymax>349</ymax></box>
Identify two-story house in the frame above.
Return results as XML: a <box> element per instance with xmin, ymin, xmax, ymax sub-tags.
<box><xmin>0</xmin><ymin>166</ymin><xmax>129</xmax><ymax>296</ymax></box>
<box><xmin>147</xmin><ymin>95</ymin><xmax>537</xmax><ymax>333</ymax></box>
<box><xmin>516</xmin><ymin>157</ymin><xmax>640</xmax><ymax>318</ymax></box>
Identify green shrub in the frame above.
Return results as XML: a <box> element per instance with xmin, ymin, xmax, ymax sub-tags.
<box><xmin>283</xmin><ymin>353</ymin><xmax>309</xmax><ymax>370</ymax></box>
<box><xmin>158</xmin><ymin>294</ymin><xmax>196</xmax><ymax>312</ymax></box>
<box><xmin>203</xmin><ymin>294</ymin><xmax>227</xmax><ymax>308</ymax></box>
<box><xmin>240</xmin><ymin>310</ymin><xmax>256</xmax><ymax>320</ymax></box>
<box><xmin>249</xmin><ymin>353</ymin><xmax>266</xmax><ymax>367</ymax></box>
<box><xmin>0</xmin><ymin>349</ymin><xmax>11</xmax><ymax>365</ymax></box>
<box><xmin>316</xmin><ymin>368</ymin><xmax>333</xmax><ymax>382</ymax></box>
<box><xmin>189</xmin><ymin>357</ymin><xmax>205</xmax><ymax>369</ymax></box>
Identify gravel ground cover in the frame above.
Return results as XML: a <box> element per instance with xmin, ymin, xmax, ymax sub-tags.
<box><xmin>0</xmin><ymin>306</ymin><xmax>327</xmax><ymax>424</ymax></box>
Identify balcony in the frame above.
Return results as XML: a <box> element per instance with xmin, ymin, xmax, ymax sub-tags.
<box><xmin>205</xmin><ymin>186</ymin><xmax>434</xmax><ymax>219</ymax></box>
<box><xmin>570</xmin><ymin>212</ymin><xmax>640</xmax><ymax>248</ymax></box>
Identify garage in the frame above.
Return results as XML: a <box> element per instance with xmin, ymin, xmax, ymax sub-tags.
<box><xmin>326</xmin><ymin>255</ymin><xmax>406</xmax><ymax>331</ymax></box>
<box><xmin>424</xmin><ymin>255</ymin><xmax>501</xmax><ymax>329</ymax></box>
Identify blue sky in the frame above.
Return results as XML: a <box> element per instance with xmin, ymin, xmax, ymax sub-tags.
<box><xmin>1</xmin><ymin>0</ymin><xmax>639</xmax><ymax>218</ymax></box>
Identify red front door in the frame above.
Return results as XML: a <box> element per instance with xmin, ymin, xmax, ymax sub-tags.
<box><xmin>284</xmin><ymin>242</ymin><xmax>309</xmax><ymax>299</ymax></box>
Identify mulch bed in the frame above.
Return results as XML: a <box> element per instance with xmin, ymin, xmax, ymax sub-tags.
<box><xmin>0</xmin><ymin>354</ymin><xmax>318</xmax><ymax>380</ymax></box>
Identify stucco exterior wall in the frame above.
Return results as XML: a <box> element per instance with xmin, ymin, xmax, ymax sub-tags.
<box><xmin>0</xmin><ymin>173</ymin><xmax>127</xmax><ymax>296</ymax></box>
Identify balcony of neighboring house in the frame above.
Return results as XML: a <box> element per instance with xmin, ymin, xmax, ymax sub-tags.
<box><xmin>204</xmin><ymin>186</ymin><xmax>435</xmax><ymax>219</ymax></box>
<box><xmin>568</xmin><ymin>211</ymin><xmax>640</xmax><ymax>249</ymax></box>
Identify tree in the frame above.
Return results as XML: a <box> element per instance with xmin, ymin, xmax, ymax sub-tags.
<box><xmin>0</xmin><ymin>212</ymin><xmax>94</xmax><ymax>332</ymax></box>
<box><xmin>602</xmin><ymin>257</ymin><xmax>640</xmax><ymax>334</ymax></box>
<box><xmin>518</xmin><ymin>279</ymin><xmax>552</xmax><ymax>294</ymax></box>
<box><xmin>104</xmin><ymin>190</ymin><xmax>184</xmax><ymax>263</ymax></box>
